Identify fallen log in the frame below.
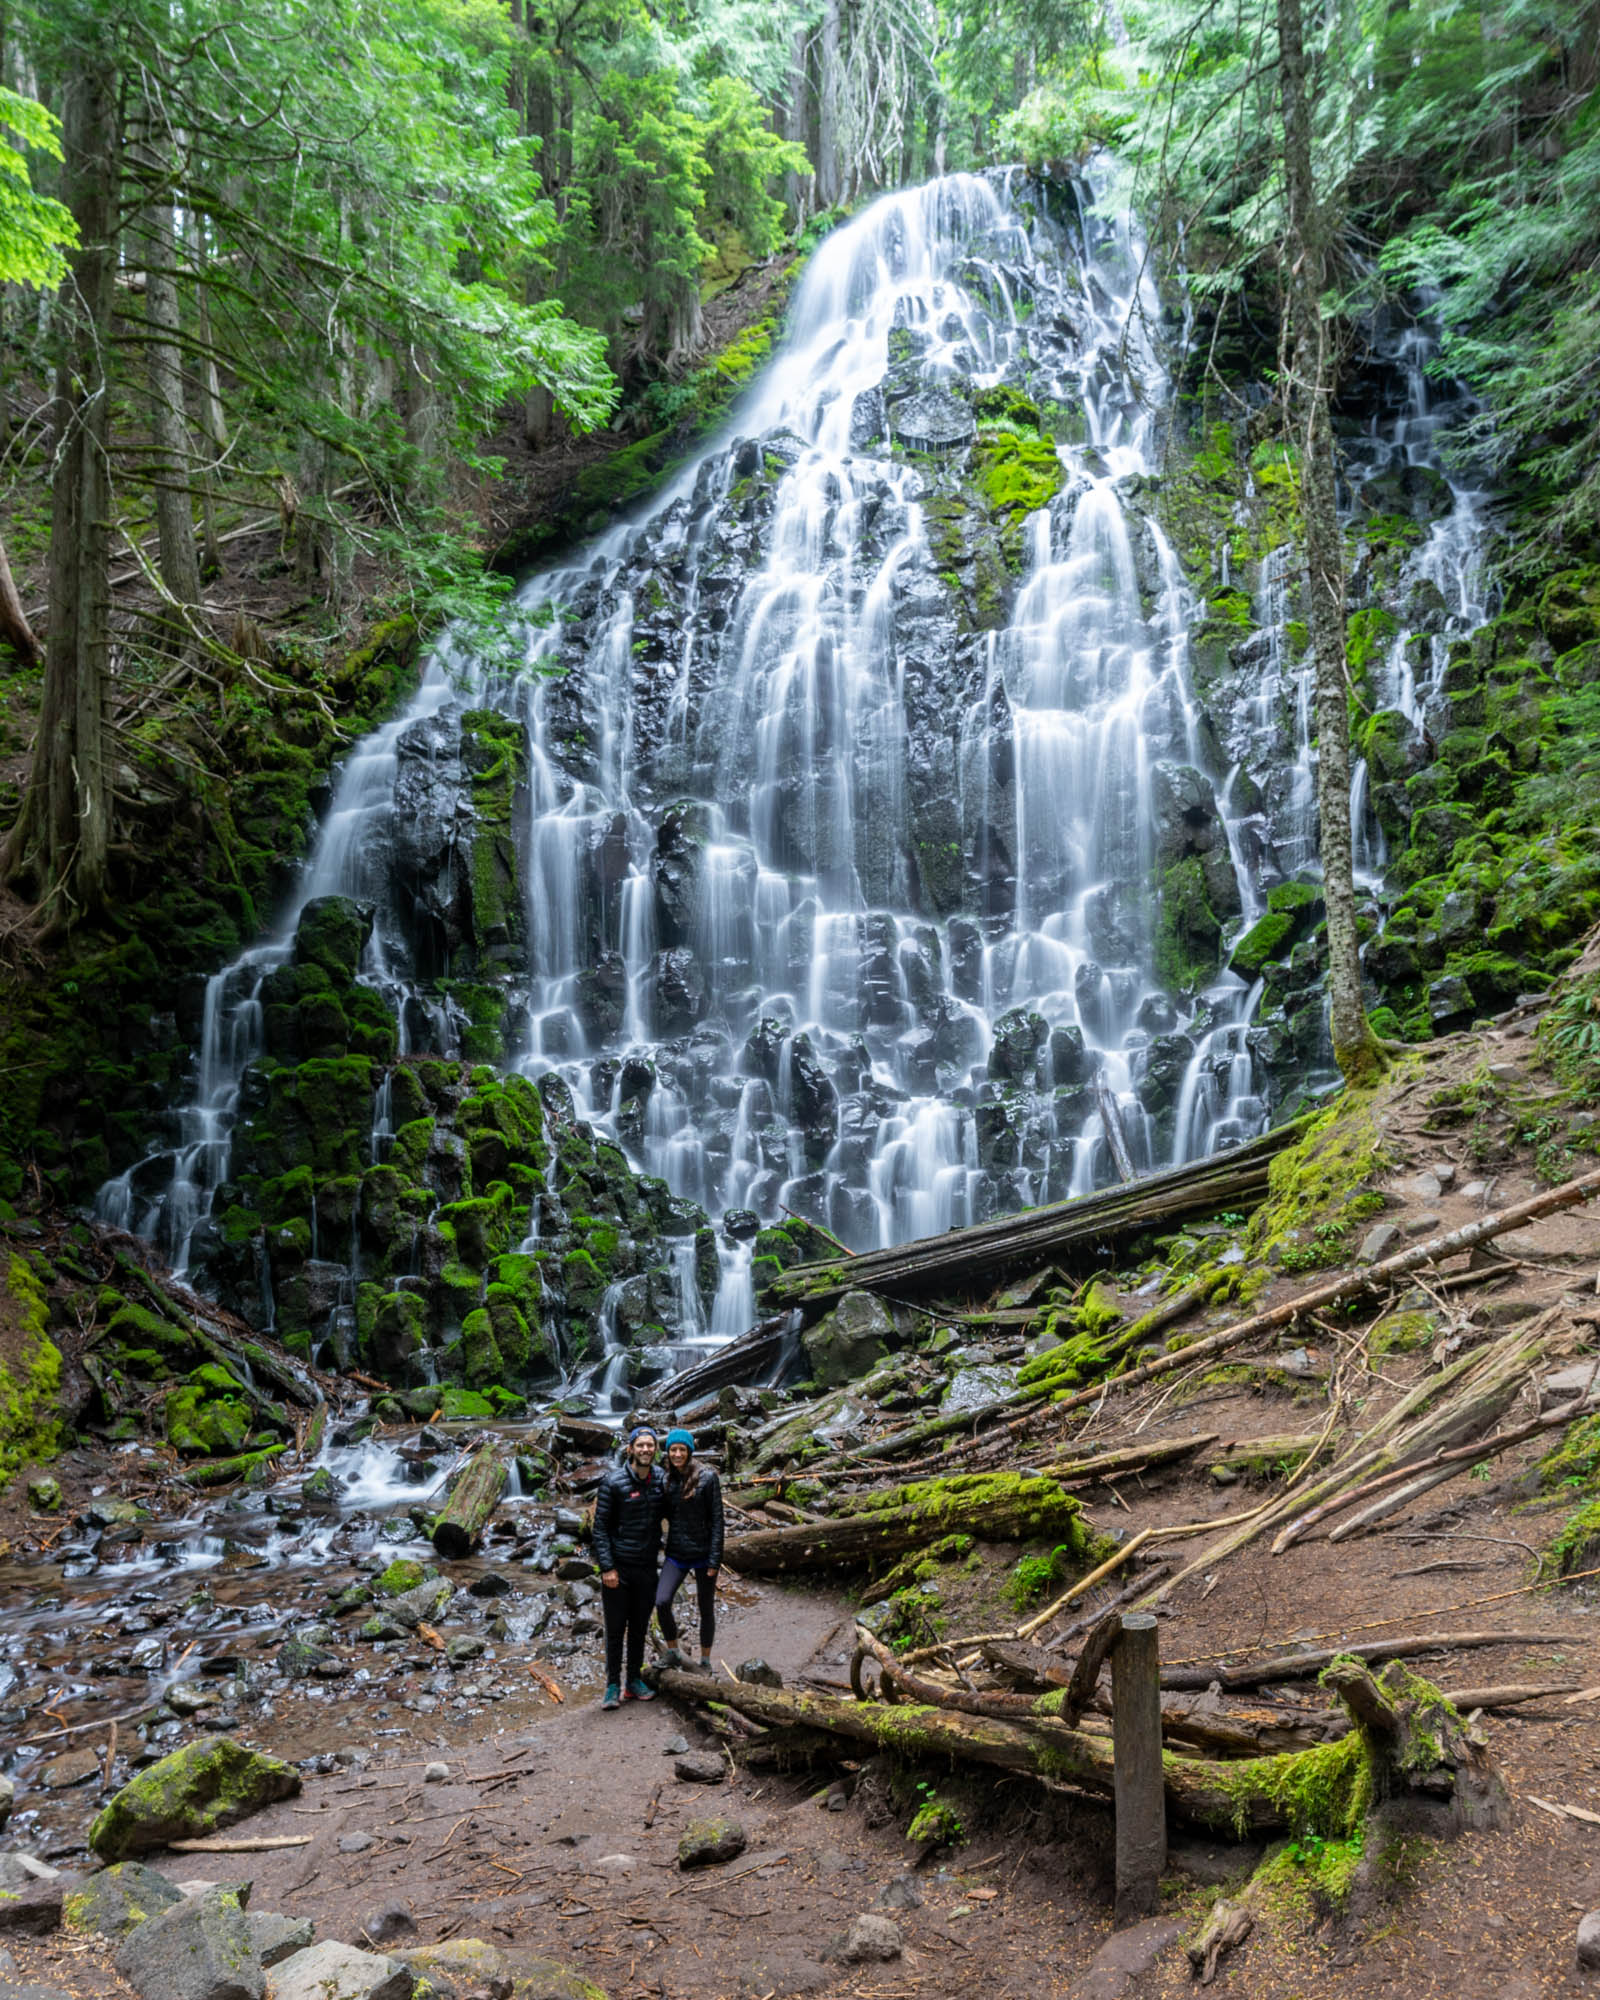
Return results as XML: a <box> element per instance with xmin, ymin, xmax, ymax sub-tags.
<box><xmin>1097</xmin><ymin>1079</ymin><xmax>1136</xmax><ymax>1183</ymax></box>
<box><xmin>655</xmin><ymin>1657</ymin><xmax>1504</xmax><ymax>1837</ymax></box>
<box><xmin>300</xmin><ymin>1401</ymin><xmax>328</xmax><ymax>1463</ymax></box>
<box><xmin>1160</xmin><ymin>1629</ymin><xmax>1577</xmax><ymax>1693</ymax></box>
<box><xmin>662</xmin><ymin>1313</ymin><xmax>795</xmax><ymax>1405</ymax></box>
<box><xmin>722</xmin><ymin>1471</ymin><xmax>1091</xmax><ymax>1576</ymax></box>
<box><xmin>430</xmin><ymin>1443</ymin><xmax>507</xmax><ymax>1559</ymax></box>
<box><xmin>767</xmin><ymin>1121</ymin><xmax>1305</xmax><ymax>1316</ymax></box>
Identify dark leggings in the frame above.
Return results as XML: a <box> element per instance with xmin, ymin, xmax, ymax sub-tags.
<box><xmin>656</xmin><ymin>1558</ymin><xmax>717</xmax><ymax>1652</ymax></box>
<box><xmin>602</xmin><ymin>1566</ymin><xmax>657</xmax><ymax>1687</ymax></box>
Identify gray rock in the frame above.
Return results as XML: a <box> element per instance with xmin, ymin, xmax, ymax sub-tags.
<box><xmin>360</xmin><ymin>1906</ymin><xmax>415</xmax><ymax>1947</ymax></box>
<box><xmin>0</xmin><ymin>1777</ymin><xmax>11</xmax><ymax>1831</ymax></box>
<box><xmin>1076</xmin><ymin>1915</ymin><xmax>1185</xmax><ymax>2000</ymax></box>
<box><xmin>1356</xmin><ymin>1222</ymin><xmax>1403</xmax><ymax>1265</ymax></box>
<box><xmin>0</xmin><ymin>1857</ymin><xmax>59</xmax><ymax>1895</ymax></box>
<box><xmin>661</xmin><ymin>1735</ymin><xmax>689</xmax><ymax>1756</ymax></box>
<box><xmin>444</xmin><ymin>1636</ymin><xmax>485</xmax><ymax>1666</ymax></box>
<box><xmin>466</xmin><ymin>1572</ymin><xmax>512</xmax><ymax>1598</ymax></box>
<box><xmin>890</xmin><ymin>389</ymin><xmax>975</xmax><ymax>452</ymax></box>
<box><xmin>61</xmin><ymin>1860</ymin><xmax>184</xmax><ymax>1937</ymax></box>
<box><xmin>0</xmin><ymin>1979</ymin><xmax>76</xmax><ymax>2000</ymax></box>
<box><xmin>735</xmin><ymin>1659</ymin><xmax>782</xmax><ymax>1689</ymax></box>
<box><xmin>677</xmin><ymin>1817</ymin><xmax>747</xmax><ymax>1868</ymax></box>
<box><xmin>249</xmin><ymin>1913</ymin><xmax>315</xmax><ymax>1968</ymax></box>
<box><xmin>673</xmin><ymin>1753</ymin><xmax>726</xmax><ymax>1784</ymax></box>
<box><xmin>337</xmin><ymin>1834</ymin><xmax>375</xmax><ymax>1855</ymax></box>
<box><xmin>387</xmin><ymin>1579</ymin><xmax>452</xmax><ymax>1630</ymax></box>
<box><xmin>265</xmin><ymin>1941</ymin><xmax>413</xmax><ymax>2000</ymax></box>
<box><xmin>168</xmin><ymin>1682</ymin><xmax>224</xmax><ymax>1717</ymax></box>
<box><xmin>114</xmin><ymin>1884</ymin><xmax>264</xmax><ymax>2000</ymax></box>
<box><xmin>422</xmin><ymin>1762</ymin><xmax>450</xmax><ymax>1784</ymax></box>
<box><xmin>875</xmin><ymin>1876</ymin><xmax>923</xmax><ymax>1911</ymax></box>
<box><xmin>801</xmin><ymin>1292</ymin><xmax>895</xmax><ymax>1388</ymax></box>
<box><xmin>0</xmin><ymin>1868</ymin><xmax>77</xmax><ymax>1933</ymax></box>
<box><xmin>940</xmin><ymin>1365</ymin><xmax>1014</xmax><ymax>1414</ymax></box>
<box><xmin>1405</xmin><ymin>1172</ymin><xmax>1442</xmax><ymax>1200</ymax></box>
<box><xmin>1579</xmin><ymin>1909</ymin><xmax>1600</xmax><ymax>1970</ymax></box>
<box><xmin>1403</xmin><ymin>1212</ymin><xmax>1443</xmax><ymax>1236</ymax></box>
<box><xmin>834</xmin><ymin>1914</ymin><xmax>901</xmax><ymax>1964</ymax></box>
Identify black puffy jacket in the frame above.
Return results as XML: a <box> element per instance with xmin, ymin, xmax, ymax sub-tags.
<box><xmin>664</xmin><ymin>1464</ymin><xmax>724</xmax><ymax>1570</ymax></box>
<box><xmin>591</xmin><ymin>1458</ymin><xmax>666</xmax><ymax>1572</ymax></box>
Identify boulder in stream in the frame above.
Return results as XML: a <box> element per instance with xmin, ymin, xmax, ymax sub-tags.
<box><xmin>90</xmin><ymin>1736</ymin><xmax>301</xmax><ymax>1861</ymax></box>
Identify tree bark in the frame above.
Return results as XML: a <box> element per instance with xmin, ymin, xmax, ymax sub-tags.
<box><xmin>0</xmin><ymin>532</ymin><xmax>39</xmax><ymax>666</ymax></box>
<box><xmin>0</xmin><ymin>59</ymin><xmax>119</xmax><ymax>923</ymax></box>
<box><xmin>1276</xmin><ymin>0</ymin><xmax>1385</xmax><ymax>1085</ymax></box>
<box><xmin>782</xmin><ymin>25</ymin><xmax>812</xmax><ymax>224</ymax></box>
<box><xmin>816</xmin><ymin>0</ymin><xmax>844</xmax><ymax>209</ymax></box>
<box><xmin>431</xmin><ymin>1444</ymin><xmax>507</xmax><ymax>1558</ymax></box>
<box><xmin>136</xmin><ymin>107</ymin><xmax>202</xmax><ymax>619</ymax></box>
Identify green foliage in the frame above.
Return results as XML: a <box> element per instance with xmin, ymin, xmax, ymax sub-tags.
<box><xmin>1007</xmin><ymin>1541</ymin><xmax>1076</xmax><ymax>1609</ymax></box>
<box><xmin>0</xmin><ymin>84</ymin><xmax>76</xmax><ymax>289</ymax></box>
<box><xmin>906</xmin><ymin>1779</ymin><xmax>965</xmax><ymax>1846</ymax></box>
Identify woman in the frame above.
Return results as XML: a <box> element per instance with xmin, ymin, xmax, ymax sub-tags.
<box><xmin>656</xmin><ymin>1427</ymin><xmax>724</xmax><ymax>1672</ymax></box>
<box><xmin>590</xmin><ymin>1423</ymin><xmax>666</xmax><ymax>1710</ymax></box>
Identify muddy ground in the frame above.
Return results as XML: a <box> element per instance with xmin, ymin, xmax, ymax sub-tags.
<box><xmin>6</xmin><ymin>1005</ymin><xmax>1600</xmax><ymax>1999</ymax></box>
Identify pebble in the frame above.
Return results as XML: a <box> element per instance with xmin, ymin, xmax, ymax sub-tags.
<box><xmin>1403</xmin><ymin>1213</ymin><xmax>1443</xmax><ymax>1236</ymax></box>
<box><xmin>835</xmin><ymin>1914</ymin><xmax>901</xmax><ymax>1964</ymax></box>
<box><xmin>337</xmin><ymin>1833</ymin><xmax>376</xmax><ymax>1854</ymax></box>
<box><xmin>1579</xmin><ymin>1910</ymin><xmax>1600</xmax><ymax>1970</ymax></box>
<box><xmin>590</xmin><ymin>1854</ymin><xmax>637</xmax><ymax>1878</ymax></box>
<box><xmin>876</xmin><ymin>1876</ymin><xmax>923</xmax><ymax>1911</ymax></box>
<box><xmin>422</xmin><ymin>1762</ymin><xmax>450</xmax><ymax>1783</ymax></box>
<box><xmin>662</xmin><ymin>1735</ymin><xmax>689</xmax><ymax>1756</ymax></box>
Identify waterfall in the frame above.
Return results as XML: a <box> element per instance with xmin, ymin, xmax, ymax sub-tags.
<box><xmin>96</xmin><ymin>164</ymin><xmax>1493</xmax><ymax>1390</ymax></box>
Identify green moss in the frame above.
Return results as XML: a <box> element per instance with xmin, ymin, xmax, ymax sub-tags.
<box><xmin>0</xmin><ymin>1255</ymin><xmax>63</xmax><ymax>1486</ymax></box>
<box><xmin>971</xmin><ymin>425</ymin><xmax>1065</xmax><ymax>569</ymax></box>
<box><xmin>89</xmin><ymin>1735</ymin><xmax>302</xmax><ymax>1859</ymax></box>
<box><xmin>1155</xmin><ymin>855</ymin><xmax>1223</xmax><ymax>992</ymax></box>
<box><xmin>179</xmin><ymin>1444</ymin><xmax>288</xmax><ymax>1487</ymax></box>
<box><xmin>1546</xmin><ymin>1496</ymin><xmax>1600</xmax><ymax>1576</ymax></box>
<box><xmin>372</xmin><ymin>1557</ymin><xmax>427</xmax><ymax>1598</ymax></box>
<box><xmin>1245</xmin><ymin>1074</ymin><xmax>1412</xmax><ymax>1271</ymax></box>
<box><xmin>1204</xmin><ymin>1730</ymin><xmax>1374</xmax><ymax>1842</ymax></box>
<box><xmin>1369</xmin><ymin>1309</ymin><xmax>1436</xmax><ymax>1357</ymax></box>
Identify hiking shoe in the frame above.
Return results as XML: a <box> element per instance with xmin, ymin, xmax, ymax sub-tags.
<box><xmin>656</xmin><ymin>1647</ymin><xmax>684</xmax><ymax>1671</ymax></box>
<box><xmin>624</xmin><ymin>1677</ymin><xmax>656</xmax><ymax>1702</ymax></box>
<box><xmin>698</xmin><ymin>1655</ymin><xmax>713</xmax><ymax>1674</ymax></box>
<box><xmin>600</xmin><ymin>1684</ymin><xmax>621</xmax><ymax>1710</ymax></box>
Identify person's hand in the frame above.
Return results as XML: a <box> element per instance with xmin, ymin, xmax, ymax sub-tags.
<box><xmin>601</xmin><ymin>1569</ymin><xmax>619</xmax><ymax>1589</ymax></box>
<box><xmin>704</xmin><ymin>1568</ymin><xmax>718</xmax><ymax>1580</ymax></box>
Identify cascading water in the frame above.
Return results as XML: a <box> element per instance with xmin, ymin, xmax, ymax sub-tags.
<box><xmin>96</xmin><ymin>164</ymin><xmax>1492</xmax><ymax>1408</ymax></box>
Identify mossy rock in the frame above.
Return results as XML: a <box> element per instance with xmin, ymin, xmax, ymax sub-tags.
<box><xmin>396</xmin><ymin>1939</ymin><xmax>609</xmax><ymax>2000</ymax></box>
<box><xmin>294</xmin><ymin>895</ymin><xmax>375</xmax><ymax>984</ymax></box>
<box><xmin>89</xmin><ymin>1735</ymin><xmax>301</xmax><ymax>1859</ymax></box>
<box><xmin>372</xmin><ymin>1557</ymin><xmax>430</xmax><ymax>1598</ymax></box>
<box><xmin>164</xmin><ymin>1370</ymin><xmax>253</xmax><ymax>1458</ymax></box>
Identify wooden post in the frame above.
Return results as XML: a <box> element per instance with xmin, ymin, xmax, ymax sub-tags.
<box><xmin>1112</xmin><ymin>1612</ymin><xmax>1165</xmax><ymax>1925</ymax></box>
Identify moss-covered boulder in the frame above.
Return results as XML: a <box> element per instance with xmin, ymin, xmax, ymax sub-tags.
<box><xmin>294</xmin><ymin>895</ymin><xmax>375</xmax><ymax>984</ymax></box>
<box><xmin>801</xmin><ymin>1290</ymin><xmax>896</xmax><ymax>1387</ymax></box>
<box><xmin>89</xmin><ymin>1736</ymin><xmax>301</xmax><ymax>1859</ymax></box>
<box><xmin>163</xmin><ymin>1365</ymin><xmax>253</xmax><ymax>1457</ymax></box>
<box><xmin>61</xmin><ymin>1860</ymin><xmax>184</xmax><ymax>1938</ymax></box>
<box><xmin>0</xmin><ymin>1254</ymin><xmax>63</xmax><ymax>1486</ymax></box>
<box><xmin>397</xmin><ymin>1938</ymin><xmax>609</xmax><ymax>2000</ymax></box>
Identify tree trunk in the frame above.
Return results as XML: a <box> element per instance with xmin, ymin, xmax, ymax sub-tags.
<box><xmin>137</xmin><ymin>109</ymin><xmax>202</xmax><ymax>619</ymax></box>
<box><xmin>431</xmin><ymin>1444</ymin><xmax>507</xmax><ymax>1558</ymax></box>
<box><xmin>0</xmin><ymin>60</ymin><xmax>118</xmax><ymax>923</ymax></box>
<box><xmin>723</xmin><ymin>1472</ymin><xmax>1088</xmax><ymax>1574</ymax></box>
<box><xmin>187</xmin><ymin>215</ymin><xmax>229</xmax><ymax>580</ymax></box>
<box><xmin>817</xmin><ymin>0</ymin><xmax>843</xmax><ymax>208</ymax></box>
<box><xmin>782</xmin><ymin>26</ymin><xmax>812</xmax><ymax>224</ymax></box>
<box><xmin>0</xmin><ymin>532</ymin><xmax>39</xmax><ymax>667</ymax></box>
<box><xmin>1276</xmin><ymin>0</ymin><xmax>1385</xmax><ymax>1086</ymax></box>
<box><xmin>656</xmin><ymin>1662</ymin><xmax>1506</xmax><ymax>1837</ymax></box>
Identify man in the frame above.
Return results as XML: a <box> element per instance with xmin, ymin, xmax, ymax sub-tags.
<box><xmin>591</xmin><ymin>1423</ymin><xmax>666</xmax><ymax>1710</ymax></box>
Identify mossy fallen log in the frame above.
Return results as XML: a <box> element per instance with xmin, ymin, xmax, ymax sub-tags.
<box><xmin>721</xmin><ymin>1472</ymin><xmax>1101</xmax><ymax>1576</ymax></box>
<box><xmin>656</xmin><ymin>1655</ymin><xmax>1505</xmax><ymax>1839</ymax></box>
<box><xmin>178</xmin><ymin>1444</ymin><xmax>288</xmax><ymax>1487</ymax></box>
<box><xmin>766</xmin><ymin>1122</ymin><xmax>1305</xmax><ymax>1316</ymax></box>
<box><xmin>430</xmin><ymin>1443</ymin><xmax>506</xmax><ymax>1559</ymax></box>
